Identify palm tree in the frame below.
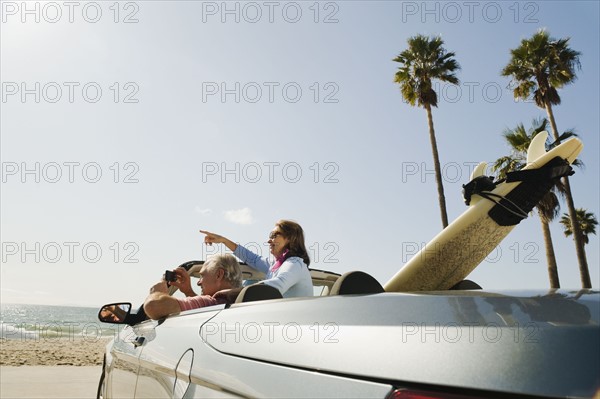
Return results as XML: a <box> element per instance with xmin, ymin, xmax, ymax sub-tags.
<box><xmin>492</xmin><ymin>118</ymin><xmax>563</xmax><ymax>288</ymax></box>
<box><xmin>393</xmin><ymin>35</ymin><xmax>460</xmax><ymax>229</ymax></box>
<box><xmin>560</xmin><ymin>209</ymin><xmax>598</xmax><ymax>245</ymax></box>
<box><xmin>501</xmin><ymin>29</ymin><xmax>591</xmax><ymax>288</ymax></box>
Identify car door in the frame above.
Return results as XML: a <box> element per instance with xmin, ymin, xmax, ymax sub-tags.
<box><xmin>105</xmin><ymin>320</ymin><xmax>154</xmax><ymax>398</ymax></box>
<box><xmin>132</xmin><ymin>305</ymin><xmax>225</xmax><ymax>399</ymax></box>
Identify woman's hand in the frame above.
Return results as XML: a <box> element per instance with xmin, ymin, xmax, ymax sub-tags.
<box><xmin>199</xmin><ymin>229</ymin><xmax>238</xmax><ymax>252</ymax></box>
<box><xmin>199</xmin><ymin>230</ymin><xmax>225</xmax><ymax>245</ymax></box>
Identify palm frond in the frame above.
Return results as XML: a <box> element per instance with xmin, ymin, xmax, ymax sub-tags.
<box><xmin>560</xmin><ymin>208</ymin><xmax>598</xmax><ymax>245</ymax></box>
<box><xmin>393</xmin><ymin>34</ymin><xmax>460</xmax><ymax>109</ymax></box>
<box><xmin>501</xmin><ymin>30</ymin><xmax>581</xmax><ymax>109</ymax></box>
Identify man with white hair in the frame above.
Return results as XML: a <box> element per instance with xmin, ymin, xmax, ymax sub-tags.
<box><xmin>144</xmin><ymin>254</ymin><xmax>242</xmax><ymax>320</ymax></box>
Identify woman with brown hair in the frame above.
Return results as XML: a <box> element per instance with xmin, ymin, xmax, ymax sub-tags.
<box><xmin>200</xmin><ymin>220</ymin><xmax>313</xmax><ymax>298</ymax></box>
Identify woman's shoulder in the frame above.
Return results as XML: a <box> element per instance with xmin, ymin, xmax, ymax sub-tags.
<box><xmin>283</xmin><ymin>256</ymin><xmax>307</xmax><ymax>267</ymax></box>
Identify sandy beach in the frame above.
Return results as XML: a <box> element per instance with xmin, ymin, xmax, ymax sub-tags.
<box><xmin>0</xmin><ymin>337</ymin><xmax>108</xmax><ymax>366</ymax></box>
<box><xmin>0</xmin><ymin>338</ymin><xmax>109</xmax><ymax>398</ymax></box>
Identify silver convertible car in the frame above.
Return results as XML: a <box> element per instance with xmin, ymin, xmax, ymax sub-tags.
<box><xmin>97</xmin><ymin>261</ymin><xmax>600</xmax><ymax>399</ymax></box>
<box><xmin>97</xmin><ymin>138</ymin><xmax>598</xmax><ymax>398</ymax></box>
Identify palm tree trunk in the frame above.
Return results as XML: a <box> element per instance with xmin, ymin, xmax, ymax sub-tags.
<box><xmin>544</xmin><ymin>103</ymin><xmax>591</xmax><ymax>288</ymax></box>
<box><xmin>562</xmin><ymin>177</ymin><xmax>591</xmax><ymax>287</ymax></box>
<box><xmin>545</xmin><ymin>102</ymin><xmax>560</xmax><ymax>143</ymax></box>
<box><xmin>540</xmin><ymin>216</ymin><xmax>560</xmax><ymax>288</ymax></box>
<box><xmin>425</xmin><ymin>104</ymin><xmax>449</xmax><ymax>228</ymax></box>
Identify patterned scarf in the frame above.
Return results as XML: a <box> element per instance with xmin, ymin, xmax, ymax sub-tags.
<box><xmin>270</xmin><ymin>249</ymin><xmax>289</xmax><ymax>273</ymax></box>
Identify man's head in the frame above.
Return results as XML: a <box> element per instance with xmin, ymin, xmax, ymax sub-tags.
<box><xmin>197</xmin><ymin>254</ymin><xmax>242</xmax><ymax>296</ymax></box>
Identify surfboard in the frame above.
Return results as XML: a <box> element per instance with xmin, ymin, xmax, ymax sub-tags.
<box><xmin>384</xmin><ymin>132</ymin><xmax>583</xmax><ymax>292</ymax></box>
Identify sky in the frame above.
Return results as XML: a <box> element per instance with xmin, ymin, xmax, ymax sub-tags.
<box><xmin>1</xmin><ymin>1</ymin><xmax>598</xmax><ymax>307</ymax></box>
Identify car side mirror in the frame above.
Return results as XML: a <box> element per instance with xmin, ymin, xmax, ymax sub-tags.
<box><xmin>98</xmin><ymin>303</ymin><xmax>132</xmax><ymax>324</ymax></box>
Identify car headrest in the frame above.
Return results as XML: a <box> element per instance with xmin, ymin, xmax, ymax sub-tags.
<box><xmin>449</xmin><ymin>279</ymin><xmax>482</xmax><ymax>290</ymax></box>
<box><xmin>329</xmin><ymin>271</ymin><xmax>384</xmax><ymax>295</ymax></box>
<box><xmin>234</xmin><ymin>284</ymin><xmax>283</xmax><ymax>303</ymax></box>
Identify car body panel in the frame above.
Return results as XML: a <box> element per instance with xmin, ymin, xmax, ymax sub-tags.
<box><xmin>201</xmin><ymin>291</ymin><xmax>600</xmax><ymax>398</ymax></box>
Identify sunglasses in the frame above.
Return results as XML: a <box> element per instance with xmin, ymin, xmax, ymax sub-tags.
<box><xmin>269</xmin><ymin>231</ymin><xmax>283</xmax><ymax>240</ymax></box>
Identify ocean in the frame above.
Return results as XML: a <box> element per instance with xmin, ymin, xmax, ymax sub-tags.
<box><xmin>1</xmin><ymin>303</ymin><xmax>124</xmax><ymax>340</ymax></box>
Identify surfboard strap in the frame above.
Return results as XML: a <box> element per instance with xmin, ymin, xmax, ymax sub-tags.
<box><xmin>463</xmin><ymin>157</ymin><xmax>574</xmax><ymax>226</ymax></box>
<box><xmin>505</xmin><ymin>163</ymin><xmax>574</xmax><ymax>183</ymax></box>
<box><xmin>478</xmin><ymin>191</ymin><xmax>529</xmax><ymax>222</ymax></box>
<box><xmin>462</xmin><ymin>175</ymin><xmax>496</xmax><ymax>206</ymax></box>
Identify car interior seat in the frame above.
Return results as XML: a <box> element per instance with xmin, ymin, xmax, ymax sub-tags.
<box><xmin>234</xmin><ymin>284</ymin><xmax>283</xmax><ymax>303</ymax></box>
<box><xmin>329</xmin><ymin>271</ymin><xmax>384</xmax><ymax>295</ymax></box>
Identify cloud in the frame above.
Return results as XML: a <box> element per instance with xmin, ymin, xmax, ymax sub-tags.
<box><xmin>224</xmin><ymin>207</ymin><xmax>254</xmax><ymax>225</ymax></box>
<box><xmin>194</xmin><ymin>207</ymin><xmax>213</xmax><ymax>216</ymax></box>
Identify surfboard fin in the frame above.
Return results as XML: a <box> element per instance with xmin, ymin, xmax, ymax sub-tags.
<box><xmin>470</xmin><ymin>162</ymin><xmax>487</xmax><ymax>180</ymax></box>
<box><xmin>526</xmin><ymin>131</ymin><xmax>548</xmax><ymax>164</ymax></box>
